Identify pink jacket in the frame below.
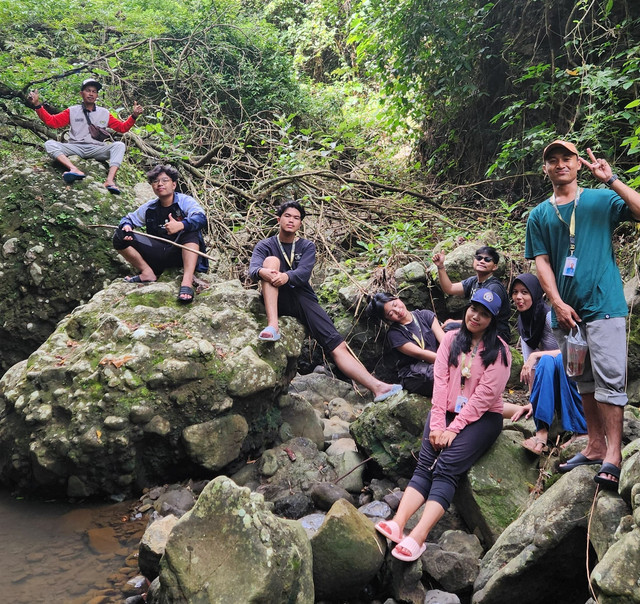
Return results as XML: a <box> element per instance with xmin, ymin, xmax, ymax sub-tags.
<box><xmin>429</xmin><ymin>330</ymin><xmax>511</xmax><ymax>434</ymax></box>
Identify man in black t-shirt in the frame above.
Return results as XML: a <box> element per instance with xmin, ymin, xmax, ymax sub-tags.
<box><xmin>432</xmin><ymin>246</ymin><xmax>511</xmax><ymax>343</ymax></box>
<box><xmin>249</xmin><ymin>201</ymin><xmax>402</xmax><ymax>403</ymax></box>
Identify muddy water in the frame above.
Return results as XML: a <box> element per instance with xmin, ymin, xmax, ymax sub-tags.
<box><xmin>0</xmin><ymin>490</ymin><xmax>147</xmax><ymax>603</ymax></box>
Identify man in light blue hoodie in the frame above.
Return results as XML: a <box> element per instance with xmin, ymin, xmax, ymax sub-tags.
<box><xmin>114</xmin><ymin>164</ymin><xmax>207</xmax><ymax>303</ymax></box>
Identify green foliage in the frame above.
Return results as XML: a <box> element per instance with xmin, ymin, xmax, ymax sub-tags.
<box><xmin>347</xmin><ymin>0</ymin><xmax>491</xmax><ymax>140</ymax></box>
<box><xmin>0</xmin><ymin>0</ymin><xmax>309</xmax><ymax>141</ymax></box>
<box><xmin>486</xmin><ymin>3</ymin><xmax>640</xmax><ymax>180</ymax></box>
<box><xmin>357</xmin><ymin>220</ymin><xmax>430</xmax><ymax>266</ymax></box>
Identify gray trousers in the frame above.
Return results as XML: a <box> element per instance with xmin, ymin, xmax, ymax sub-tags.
<box><xmin>44</xmin><ymin>140</ymin><xmax>126</xmax><ymax>167</ymax></box>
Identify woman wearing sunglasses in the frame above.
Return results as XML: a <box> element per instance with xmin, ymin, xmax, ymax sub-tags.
<box><xmin>375</xmin><ymin>289</ymin><xmax>511</xmax><ymax>561</ymax></box>
<box><xmin>509</xmin><ymin>273</ymin><xmax>586</xmax><ymax>455</ymax></box>
<box><xmin>367</xmin><ymin>293</ymin><xmax>445</xmax><ymax>396</ymax></box>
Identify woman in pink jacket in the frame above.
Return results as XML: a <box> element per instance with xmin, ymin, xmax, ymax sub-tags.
<box><xmin>375</xmin><ymin>288</ymin><xmax>512</xmax><ymax>562</ymax></box>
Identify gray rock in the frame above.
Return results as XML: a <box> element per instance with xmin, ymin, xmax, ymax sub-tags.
<box><xmin>359</xmin><ymin>500</ymin><xmax>393</xmax><ymax>521</ymax></box>
<box><xmin>255</xmin><ymin>438</ymin><xmax>339</xmax><ymax>504</ymax></box>
<box><xmin>368</xmin><ymin>477</ymin><xmax>397</xmax><ymax>500</ymax></box>
<box><xmin>104</xmin><ymin>415</ymin><xmax>128</xmax><ymax>431</ymax></box>
<box><xmin>310</xmin><ymin>482</ymin><xmax>356</xmax><ymax>510</ymax></box>
<box><xmin>0</xmin><ymin>277</ymin><xmax>304</xmax><ymax>497</ymax></box>
<box><xmin>139</xmin><ymin>514</ymin><xmax>179</xmax><ymax>580</ymax></box>
<box><xmin>423</xmin><ymin>543</ymin><xmax>479</xmax><ymax>592</ymax></box>
<box><xmin>456</xmin><ymin>430</ymin><xmax>540</xmax><ymax>546</ymax></box>
<box><xmin>182</xmin><ymin>415</ymin><xmax>249</xmax><ymax>471</ymax></box>
<box><xmin>473</xmin><ymin>466</ymin><xmax>598</xmax><ymax>604</ymax></box>
<box><xmin>298</xmin><ymin>512</ymin><xmax>326</xmax><ymax>537</ymax></box>
<box><xmin>153</xmin><ymin>487</ymin><xmax>196</xmax><ymax>517</ymax></box>
<box><xmin>322</xmin><ymin>416</ymin><xmax>352</xmax><ymax>441</ymax></box>
<box><xmin>620</xmin><ymin>445</ymin><xmax>640</xmax><ymax>501</ymax></box>
<box><xmin>589</xmin><ymin>493</ymin><xmax>631</xmax><ymax>559</ymax></box>
<box><xmin>424</xmin><ymin>590</ymin><xmax>461</xmax><ymax>604</ymax></box>
<box><xmin>438</xmin><ymin>529</ymin><xmax>483</xmax><ymax>559</ymax></box>
<box><xmin>278</xmin><ymin>393</ymin><xmax>325</xmax><ymax>449</ymax></box>
<box><xmin>383</xmin><ymin>489</ymin><xmax>403</xmax><ymax>512</ymax></box>
<box><xmin>394</xmin><ymin>261</ymin><xmax>426</xmax><ymax>284</ymax></box>
<box><xmin>327</xmin><ymin>397</ymin><xmax>357</xmax><ymax>421</ymax></box>
<box><xmin>225</xmin><ymin>345</ymin><xmax>278</xmax><ymax>397</ymax></box>
<box><xmin>591</xmin><ymin>526</ymin><xmax>640</xmax><ymax>603</ymax></box>
<box><xmin>350</xmin><ymin>392</ymin><xmax>431</xmax><ymax>478</ymax></box>
<box><xmin>0</xmin><ymin>159</ymin><xmax>143</xmax><ymax>373</ymax></box>
<box><xmin>623</xmin><ymin>408</ymin><xmax>640</xmax><ymax>443</ymax></box>
<box><xmin>145</xmin><ymin>577</ymin><xmax>161</xmax><ymax>604</ymax></box>
<box><xmin>288</xmin><ymin>371</ymin><xmax>364</xmax><ymax>409</ymax></box>
<box><xmin>129</xmin><ymin>405</ymin><xmax>154</xmax><ymax>424</ymax></box>
<box><xmin>388</xmin><ymin>555</ymin><xmax>427</xmax><ymax>604</ymax></box>
<box><xmin>310</xmin><ymin>499</ymin><xmax>385</xmax><ymax>600</ymax></box>
<box><xmin>325</xmin><ymin>437</ymin><xmax>358</xmax><ymax>456</ymax></box>
<box><xmin>272</xmin><ymin>492</ymin><xmax>313</xmax><ymax>519</ymax></box>
<box><xmin>143</xmin><ymin>415</ymin><xmax>171</xmax><ymax>436</ymax></box>
<box><xmin>156</xmin><ymin>476</ymin><xmax>313</xmax><ymax>603</ymax></box>
<box><xmin>329</xmin><ymin>449</ymin><xmax>366</xmax><ymax>494</ymax></box>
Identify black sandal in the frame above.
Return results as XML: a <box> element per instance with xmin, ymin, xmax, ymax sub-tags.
<box><xmin>177</xmin><ymin>286</ymin><xmax>195</xmax><ymax>304</ymax></box>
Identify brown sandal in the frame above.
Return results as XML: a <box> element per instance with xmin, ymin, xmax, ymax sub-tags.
<box><xmin>521</xmin><ymin>436</ymin><xmax>548</xmax><ymax>455</ymax></box>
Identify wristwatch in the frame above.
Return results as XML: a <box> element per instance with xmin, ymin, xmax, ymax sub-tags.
<box><xmin>606</xmin><ymin>174</ymin><xmax>619</xmax><ymax>187</ymax></box>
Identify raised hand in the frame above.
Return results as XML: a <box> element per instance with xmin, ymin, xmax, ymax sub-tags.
<box><xmin>579</xmin><ymin>147</ymin><xmax>613</xmax><ymax>184</ymax></box>
<box><xmin>27</xmin><ymin>90</ymin><xmax>40</xmax><ymax>107</ymax></box>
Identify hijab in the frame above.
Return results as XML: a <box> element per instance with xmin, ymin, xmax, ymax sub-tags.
<box><xmin>510</xmin><ymin>273</ymin><xmax>549</xmax><ymax>350</ymax></box>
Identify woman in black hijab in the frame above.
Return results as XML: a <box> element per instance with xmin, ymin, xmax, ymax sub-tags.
<box><xmin>509</xmin><ymin>273</ymin><xmax>586</xmax><ymax>454</ymax></box>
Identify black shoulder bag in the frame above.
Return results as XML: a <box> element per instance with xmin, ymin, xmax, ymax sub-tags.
<box><xmin>82</xmin><ymin>107</ymin><xmax>112</xmax><ymax>142</ymax></box>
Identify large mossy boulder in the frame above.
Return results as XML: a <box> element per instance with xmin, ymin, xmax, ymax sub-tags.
<box><xmin>0</xmin><ymin>278</ymin><xmax>305</xmax><ymax>497</ymax></box>
<box><xmin>472</xmin><ymin>466</ymin><xmax>598</xmax><ymax>604</ymax></box>
<box><xmin>350</xmin><ymin>391</ymin><xmax>431</xmax><ymax>478</ymax></box>
<box><xmin>0</xmin><ymin>158</ymin><xmax>136</xmax><ymax>373</ymax></box>
<box><xmin>152</xmin><ymin>476</ymin><xmax>314</xmax><ymax>604</ymax></box>
<box><xmin>0</xmin><ymin>155</ymin><xmax>234</xmax><ymax>374</ymax></box>
<box><xmin>310</xmin><ymin>498</ymin><xmax>385</xmax><ymax>600</ymax></box>
<box><xmin>455</xmin><ymin>429</ymin><xmax>540</xmax><ymax>546</ymax></box>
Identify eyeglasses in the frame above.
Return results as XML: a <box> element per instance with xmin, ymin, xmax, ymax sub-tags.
<box><xmin>475</xmin><ymin>254</ymin><xmax>494</xmax><ymax>263</ymax></box>
<box><xmin>152</xmin><ymin>178</ymin><xmax>173</xmax><ymax>185</ymax></box>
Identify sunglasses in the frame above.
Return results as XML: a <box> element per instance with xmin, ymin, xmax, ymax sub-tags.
<box><xmin>475</xmin><ymin>254</ymin><xmax>494</xmax><ymax>263</ymax></box>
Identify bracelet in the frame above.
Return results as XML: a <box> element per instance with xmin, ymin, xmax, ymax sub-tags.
<box><xmin>606</xmin><ymin>174</ymin><xmax>619</xmax><ymax>187</ymax></box>
<box><xmin>437</xmin><ymin>266</ymin><xmax>445</xmax><ymax>271</ymax></box>
<box><xmin>34</xmin><ymin>104</ymin><xmax>43</xmax><ymax>110</ymax></box>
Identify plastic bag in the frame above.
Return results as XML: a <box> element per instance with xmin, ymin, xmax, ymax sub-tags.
<box><xmin>566</xmin><ymin>326</ymin><xmax>588</xmax><ymax>377</ymax></box>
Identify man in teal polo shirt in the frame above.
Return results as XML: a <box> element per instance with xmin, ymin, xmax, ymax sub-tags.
<box><xmin>525</xmin><ymin>140</ymin><xmax>640</xmax><ymax>490</ymax></box>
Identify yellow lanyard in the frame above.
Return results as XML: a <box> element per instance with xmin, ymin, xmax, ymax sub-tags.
<box><xmin>549</xmin><ymin>187</ymin><xmax>582</xmax><ymax>255</ymax></box>
<box><xmin>400</xmin><ymin>313</ymin><xmax>425</xmax><ymax>349</ymax></box>
<box><xmin>277</xmin><ymin>238</ymin><xmax>296</xmax><ymax>269</ymax></box>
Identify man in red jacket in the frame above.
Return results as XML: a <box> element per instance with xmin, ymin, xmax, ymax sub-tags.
<box><xmin>28</xmin><ymin>78</ymin><xmax>143</xmax><ymax>194</ymax></box>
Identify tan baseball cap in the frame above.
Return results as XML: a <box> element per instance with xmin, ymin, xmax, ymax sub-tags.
<box><xmin>543</xmin><ymin>140</ymin><xmax>579</xmax><ymax>160</ymax></box>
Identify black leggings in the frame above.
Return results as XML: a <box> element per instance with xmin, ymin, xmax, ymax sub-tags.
<box><xmin>407</xmin><ymin>410</ymin><xmax>503</xmax><ymax>510</ymax></box>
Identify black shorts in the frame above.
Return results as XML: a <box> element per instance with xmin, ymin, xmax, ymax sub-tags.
<box><xmin>113</xmin><ymin>229</ymin><xmax>200</xmax><ymax>276</ymax></box>
<box><xmin>277</xmin><ymin>287</ymin><xmax>344</xmax><ymax>353</ymax></box>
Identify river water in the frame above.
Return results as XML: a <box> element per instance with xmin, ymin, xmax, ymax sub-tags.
<box><xmin>0</xmin><ymin>490</ymin><xmax>147</xmax><ymax>603</ymax></box>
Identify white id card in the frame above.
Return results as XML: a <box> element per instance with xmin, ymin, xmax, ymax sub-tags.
<box><xmin>455</xmin><ymin>395</ymin><xmax>468</xmax><ymax>413</ymax></box>
<box><xmin>563</xmin><ymin>256</ymin><xmax>577</xmax><ymax>277</ymax></box>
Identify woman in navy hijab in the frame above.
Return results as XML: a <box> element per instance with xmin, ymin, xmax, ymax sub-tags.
<box><xmin>509</xmin><ymin>273</ymin><xmax>586</xmax><ymax>454</ymax></box>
